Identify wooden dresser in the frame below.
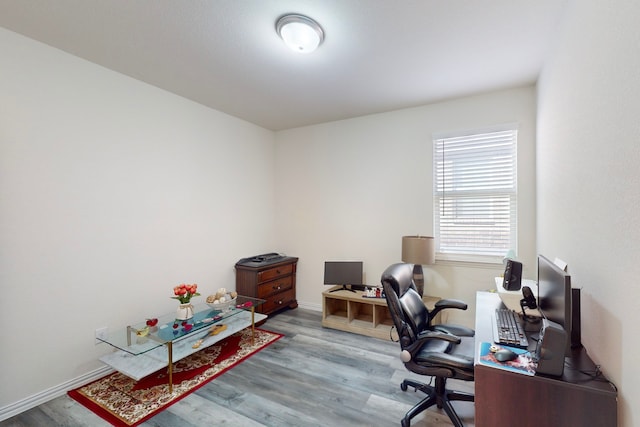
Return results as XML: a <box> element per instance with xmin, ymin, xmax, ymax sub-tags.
<box><xmin>235</xmin><ymin>256</ymin><xmax>298</xmax><ymax>315</ymax></box>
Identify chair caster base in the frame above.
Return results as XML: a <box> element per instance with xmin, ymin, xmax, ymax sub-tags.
<box><xmin>398</xmin><ymin>377</ymin><xmax>473</xmax><ymax>427</ymax></box>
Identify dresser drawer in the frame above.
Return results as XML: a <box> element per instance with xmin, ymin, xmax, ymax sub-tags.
<box><xmin>257</xmin><ymin>276</ymin><xmax>293</xmax><ymax>299</ymax></box>
<box><xmin>235</xmin><ymin>256</ymin><xmax>298</xmax><ymax>315</ymax></box>
<box><xmin>262</xmin><ymin>288</ymin><xmax>296</xmax><ymax>314</ymax></box>
<box><xmin>257</xmin><ymin>263</ymin><xmax>294</xmax><ymax>283</ymax></box>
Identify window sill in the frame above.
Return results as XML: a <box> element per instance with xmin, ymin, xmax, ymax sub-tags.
<box><xmin>435</xmin><ymin>254</ymin><xmax>504</xmax><ymax>269</ymax></box>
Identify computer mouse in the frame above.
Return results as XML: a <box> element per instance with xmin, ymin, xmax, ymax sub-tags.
<box><xmin>495</xmin><ymin>349</ymin><xmax>518</xmax><ymax>362</ymax></box>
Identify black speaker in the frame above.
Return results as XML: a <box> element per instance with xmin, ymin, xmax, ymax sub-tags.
<box><xmin>571</xmin><ymin>288</ymin><xmax>582</xmax><ymax>348</ymax></box>
<box><xmin>535</xmin><ymin>319</ymin><xmax>567</xmax><ymax>376</ymax></box>
<box><xmin>503</xmin><ymin>260</ymin><xmax>523</xmax><ymax>291</ymax></box>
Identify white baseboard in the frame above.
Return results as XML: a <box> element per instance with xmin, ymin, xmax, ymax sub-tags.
<box><xmin>0</xmin><ymin>365</ymin><xmax>113</xmax><ymax>422</ymax></box>
<box><xmin>297</xmin><ymin>300</ymin><xmax>322</xmax><ymax>312</ymax></box>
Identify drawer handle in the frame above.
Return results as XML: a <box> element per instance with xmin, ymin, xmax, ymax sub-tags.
<box><xmin>278</xmin><ymin>300</ymin><xmax>283</xmax><ymax>305</ymax></box>
<box><xmin>273</xmin><ymin>284</ymin><xmax>282</xmax><ymax>290</ymax></box>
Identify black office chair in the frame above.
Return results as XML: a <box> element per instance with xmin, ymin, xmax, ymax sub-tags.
<box><xmin>417</xmin><ymin>280</ymin><xmax>475</xmax><ymax>339</ymax></box>
<box><xmin>381</xmin><ymin>263</ymin><xmax>475</xmax><ymax>427</ymax></box>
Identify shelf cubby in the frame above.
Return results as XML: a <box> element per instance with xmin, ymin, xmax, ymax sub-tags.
<box><xmin>322</xmin><ymin>286</ymin><xmax>439</xmax><ymax>340</ymax></box>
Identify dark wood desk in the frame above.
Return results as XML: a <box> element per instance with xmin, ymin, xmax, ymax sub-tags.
<box><xmin>474</xmin><ymin>292</ymin><xmax>617</xmax><ymax>427</ymax></box>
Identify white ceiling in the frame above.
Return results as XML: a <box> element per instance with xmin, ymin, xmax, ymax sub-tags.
<box><xmin>0</xmin><ymin>0</ymin><xmax>568</xmax><ymax>131</ymax></box>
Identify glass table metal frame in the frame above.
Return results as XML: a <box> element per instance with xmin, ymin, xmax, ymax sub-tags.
<box><xmin>97</xmin><ymin>295</ymin><xmax>266</xmax><ymax>392</ymax></box>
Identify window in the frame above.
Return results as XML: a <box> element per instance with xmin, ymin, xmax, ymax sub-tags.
<box><xmin>433</xmin><ymin>126</ymin><xmax>517</xmax><ymax>263</ymax></box>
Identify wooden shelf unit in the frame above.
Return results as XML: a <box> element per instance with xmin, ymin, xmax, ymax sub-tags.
<box><xmin>322</xmin><ymin>286</ymin><xmax>440</xmax><ymax>340</ymax></box>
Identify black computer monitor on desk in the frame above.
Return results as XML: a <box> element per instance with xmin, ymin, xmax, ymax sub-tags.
<box><xmin>324</xmin><ymin>261</ymin><xmax>365</xmax><ymax>292</ymax></box>
<box><xmin>537</xmin><ymin>254</ymin><xmax>572</xmax><ymax>356</ymax></box>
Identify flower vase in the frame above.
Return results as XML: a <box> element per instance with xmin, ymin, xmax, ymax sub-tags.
<box><xmin>176</xmin><ymin>302</ymin><xmax>194</xmax><ymax>320</ymax></box>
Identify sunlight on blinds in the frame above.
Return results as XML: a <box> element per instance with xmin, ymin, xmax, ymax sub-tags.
<box><xmin>434</xmin><ymin>129</ymin><xmax>517</xmax><ymax>259</ymax></box>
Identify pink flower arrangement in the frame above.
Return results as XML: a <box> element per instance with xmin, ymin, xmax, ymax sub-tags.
<box><xmin>171</xmin><ymin>283</ymin><xmax>200</xmax><ymax>304</ymax></box>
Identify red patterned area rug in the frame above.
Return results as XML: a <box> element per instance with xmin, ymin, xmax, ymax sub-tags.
<box><xmin>68</xmin><ymin>328</ymin><xmax>282</xmax><ymax>426</ymax></box>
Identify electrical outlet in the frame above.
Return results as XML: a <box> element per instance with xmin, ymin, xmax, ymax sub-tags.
<box><xmin>95</xmin><ymin>327</ymin><xmax>108</xmax><ymax>345</ymax></box>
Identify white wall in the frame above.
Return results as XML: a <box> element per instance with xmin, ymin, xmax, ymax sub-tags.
<box><xmin>0</xmin><ymin>28</ymin><xmax>276</xmax><ymax>409</ymax></box>
<box><xmin>275</xmin><ymin>86</ymin><xmax>538</xmax><ymax>327</ymax></box>
<box><xmin>537</xmin><ymin>1</ymin><xmax>640</xmax><ymax>426</ymax></box>
<box><xmin>11</xmin><ymin>6</ymin><xmax>631</xmax><ymax>422</ymax></box>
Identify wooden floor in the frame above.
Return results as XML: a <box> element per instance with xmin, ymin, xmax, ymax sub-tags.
<box><xmin>0</xmin><ymin>308</ymin><xmax>475</xmax><ymax>427</ymax></box>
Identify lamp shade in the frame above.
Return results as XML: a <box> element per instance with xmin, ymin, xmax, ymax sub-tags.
<box><xmin>402</xmin><ymin>236</ymin><xmax>435</xmax><ymax>265</ymax></box>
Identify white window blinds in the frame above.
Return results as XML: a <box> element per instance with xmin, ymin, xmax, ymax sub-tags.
<box><xmin>433</xmin><ymin>127</ymin><xmax>517</xmax><ymax>261</ymax></box>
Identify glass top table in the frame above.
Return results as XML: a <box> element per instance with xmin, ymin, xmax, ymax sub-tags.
<box><xmin>97</xmin><ymin>295</ymin><xmax>265</xmax><ymax>392</ymax></box>
<box><xmin>98</xmin><ymin>295</ymin><xmax>264</xmax><ymax>355</ymax></box>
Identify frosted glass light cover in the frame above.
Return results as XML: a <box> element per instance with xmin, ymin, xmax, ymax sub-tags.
<box><xmin>276</xmin><ymin>14</ymin><xmax>324</xmax><ymax>54</ymax></box>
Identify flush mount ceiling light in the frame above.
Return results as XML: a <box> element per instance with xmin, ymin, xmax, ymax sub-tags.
<box><xmin>276</xmin><ymin>14</ymin><xmax>324</xmax><ymax>54</ymax></box>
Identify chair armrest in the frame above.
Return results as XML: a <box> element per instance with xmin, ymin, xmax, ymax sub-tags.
<box><xmin>400</xmin><ymin>331</ymin><xmax>462</xmax><ymax>363</ymax></box>
<box><xmin>433</xmin><ymin>324</ymin><xmax>475</xmax><ymax>337</ymax></box>
<box><xmin>415</xmin><ymin>330</ymin><xmax>461</xmax><ymax>344</ymax></box>
<box><xmin>403</xmin><ymin>330</ymin><xmax>461</xmax><ymax>358</ymax></box>
<box><xmin>430</xmin><ymin>298</ymin><xmax>468</xmax><ymax>319</ymax></box>
<box><xmin>434</xmin><ymin>298</ymin><xmax>468</xmax><ymax>310</ymax></box>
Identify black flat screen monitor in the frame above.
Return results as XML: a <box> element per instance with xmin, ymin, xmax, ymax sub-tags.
<box><xmin>537</xmin><ymin>254</ymin><xmax>572</xmax><ymax>356</ymax></box>
<box><xmin>324</xmin><ymin>261</ymin><xmax>364</xmax><ymax>292</ymax></box>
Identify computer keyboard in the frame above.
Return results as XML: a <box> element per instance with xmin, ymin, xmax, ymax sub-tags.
<box><xmin>492</xmin><ymin>308</ymin><xmax>529</xmax><ymax>348</ymax></box>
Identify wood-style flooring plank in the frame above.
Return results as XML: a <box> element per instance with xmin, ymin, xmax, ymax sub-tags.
<box><xmin>0</xmin><ymin>308</ymin><xmax>475</xmax><ymax>426</ymax></box>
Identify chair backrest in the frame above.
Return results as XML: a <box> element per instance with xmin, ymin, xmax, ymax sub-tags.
<box><xmin>381</xmin><ymin>263</ymin><xmax>430</xmax><ymax>346</ymax></box>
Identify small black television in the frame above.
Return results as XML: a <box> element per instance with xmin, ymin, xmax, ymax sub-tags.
<box><xmin>537</xmin><ymin>254</ymin><xmax>572</xmax><ymax>356</ymax></box>
<box><xmin>324</xmin><ymin>261</ymin><xmax>364</xmax><ymax>292</ymax></box>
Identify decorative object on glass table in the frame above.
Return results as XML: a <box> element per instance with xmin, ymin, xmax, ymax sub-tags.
<box><xmin>206</xmin><ymin>288</ymin><xmax>238</xmax><ymax>312</ymax></box>
<box><xmin>135</xmin><ymin>326</ymin><xmax>149</xmax><ymax>337</ymax></box>
<box><xmin>236</xmin><ymin>301</ymin><xmax>253</xmax><ymax>308</ymax></box>
<box><xmin>176</xmin><ymin>302</ymin><xmax>195</xmax><ymax>320</ymax></box>
<box><xmin>172</xmin><ymin>283</ymin><xmax>200</xmax><ymax>320</ymax></box>
<box><xmin>210</xmin><ymin>324</ymin><xmax>227</xmax><ymax>335</ymax></box>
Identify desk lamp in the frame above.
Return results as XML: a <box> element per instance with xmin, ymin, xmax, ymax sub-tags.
<box><xmin>401</xmin><ymin>236</ymin><xmax>435</xmax><ymax>297</ymax></box>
